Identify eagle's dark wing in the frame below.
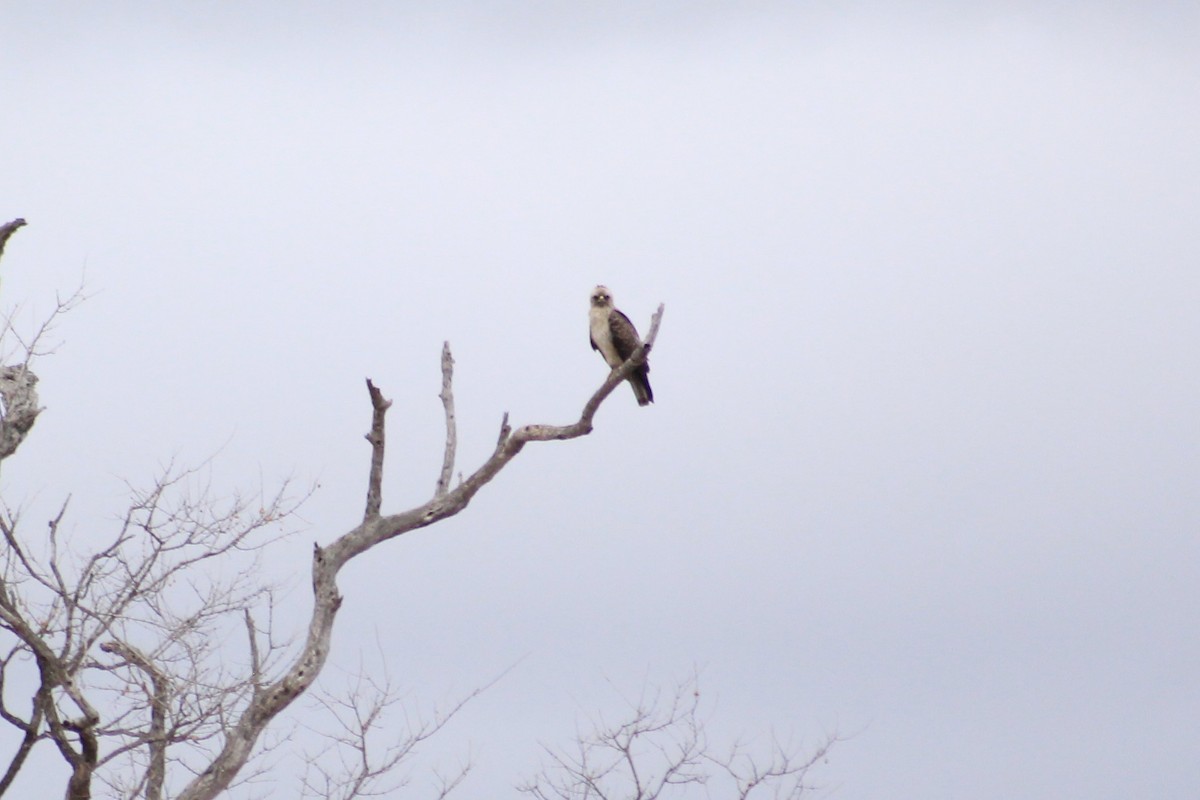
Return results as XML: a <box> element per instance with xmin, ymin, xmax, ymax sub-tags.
<box><xmin>608</xmin><ymin>309</ymin><xmax>646</xmax><ymax>369</ymax></box>
<box><xmin>610</xmin><ymin>309</ymin><xmax>653</xmax><ymax>405</ymax></box>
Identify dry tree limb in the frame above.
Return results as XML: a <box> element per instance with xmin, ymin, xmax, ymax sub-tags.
<box><xmin>0</xmin><ymin>365</ymin><xmax>39</xmax><ymax>460</ymax></box>
<box><xmin>520</xmin><ymin>672</ymin><xmax>836</xmax><ymax>800</ymax></box>
<box><xmin>0</xmin><ymin>219</ymin><xmax>25</xmax><ymax>261</ymax></box>
<box><xmin>98</xmin><ymin>641</ymin><xmax>171</xmax><ymax>800</ymax></box>
<box><xmin>362</xmin><ymin>379</ymin><xmax>391</xmax><ymax>522</ymax></box>
<box><xmin>176</xmin><ymin>304</ymin><xmax>665</xmax><ymax>800</ymax></box>
<box><xmin>434</xmin><ymin>341</ymin><xmax>457</xmax><ymax>498</ymax></box>
<box><xmin>0</xmin><ymin>227</ymin><xmax>662</xmax><ymax>799</ymax></box>
<box><xmin>299</xmin><ymin>666</ymin><xmax>491</xmax><ymax>800</ymax></box>
<box><xmin>0</xmin><ymin>218</ymin><xmax>39</xmax><ymax>460</ymax></box>
<box><xmin>1</xmin><ymin>219</ymin><xmax>87</xmax><ymax>462</ymax></box>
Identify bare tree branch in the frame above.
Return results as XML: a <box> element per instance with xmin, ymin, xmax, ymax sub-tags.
<box><xmin>0</xmin><ymin>216</ymin><xmax>51</xmax><ymax>458</ymax></box>
<box><xmin>709</xmin><ymin>731</ymin><xmax>837</xmax><ymax>800</ymax></box>
<box><xmin>0</xmin><ymin>646</ymin><xmax>44</xmax><ymax>794</ymax></box>
<box><xmin>520</xmin><ymin>673</ymin><xmax>834</xmax><ymax>800</ymax></box>
<box><xmin>299</xmin><ymin>667</ymin><xmax>484</xmax><ymax>800</ymax></box>
<box><xmin>0</xmin><ymin>365</ymin><xmax>39</xmax><ymax>460</ymax></box>
<box><xmin>0</xmin><ymin>452</ymin><xmax>303</xmax><ymax>799</ymax></box>
<box><xmin>174</xmin><ymin>304</ymin><xmax>665</xmax><ymax>800</ymax></box>
<box><xmin>430</xmin><ymin>758</ymin><xmax>473</xmax><ymax>800</ymax></box>
<box><xmin>244</xmin><ymin>608</ymin><xmax>263</xmax><ymax>690</ymax></box>
<box><xmin>362</xmin><ymin>379</ymin><xmax>391</xmax><ymax>523</ymax></box>
<box><xmin>0</xmin><ymin>217</ymin><xmax>85</xmax><ymax>462</ymax></box>
<box><xmin>1</xmin><ymin>252</ymin><xmax>668</xmax><ymax>800</ymax></box>
<box><xmin>97</xmin><ymin>641</ymin><xmax>170</xmax><ymax>800</ymax></box>
<box><xmin>434</xmin><ymin>341</ymin><xmax>457</xmax><ymax>498</ymax></box>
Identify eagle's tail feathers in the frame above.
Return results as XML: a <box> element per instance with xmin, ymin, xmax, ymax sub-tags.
<box><xmin>631</xmin><ymin>372</ymin><xmax>654</xmax><ymax>406</ymax></box>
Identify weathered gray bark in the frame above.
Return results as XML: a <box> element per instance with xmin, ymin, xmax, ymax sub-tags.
<box><xmin>0</xmin><ymin>366</ymin><xmax>39</xmax><ymax>460</ymax></box>
<box><xmin>0</xmin><ymin>217</ymin><xmax>668</xmax><ymax>798</ymax></box>
<box><xmin>0</xmin><ymin>220</ymin><xmax>89</xmax><ymax>800</ymax></box>
<box><xmin>176</xmin><ymin>306</ymin><xmax>664</xmax><ymax>800</ymax></box>
<box><xmin>0</xmin><ymin>219</ymin><xmax>40</xmax><ymax>461</ymax></box>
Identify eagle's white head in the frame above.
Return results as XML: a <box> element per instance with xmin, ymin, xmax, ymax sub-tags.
<box><xmin>590</xmin><ymin>285</ymin><xmax>613</xmax><ymax>308</ymax></box>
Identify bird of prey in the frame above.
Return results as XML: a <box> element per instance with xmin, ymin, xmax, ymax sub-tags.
<box><xmin>589</xmin><ymin>285</ymin><xmax>653</xmax><ymax>406</ymax></box>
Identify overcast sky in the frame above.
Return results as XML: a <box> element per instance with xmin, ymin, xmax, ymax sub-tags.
<box><xmin>2</xmin><ymin>2</ymin><xmax>1198</xmax><ymax>798</ymax></box>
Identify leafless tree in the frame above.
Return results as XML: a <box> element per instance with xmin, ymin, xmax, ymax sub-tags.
<box><xmin>520</xmin><ymin>674</ymin><xmax>837</xmax><ymax>800</ymax></box>
<box><xmin>0</xmin><ymin>218</ymin><xmax>670</xmax><ymax>799</ymax></box>
<box><xmin>296</xmin><ymin>654</ymin><xmax>485</xmax><ymax>800</ymax></box>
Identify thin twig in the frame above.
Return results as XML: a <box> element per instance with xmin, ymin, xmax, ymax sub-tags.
<box><xmin>99</xmin><ymin>640</ymin><xmax>171</xmax><ymax>800</ymax></box>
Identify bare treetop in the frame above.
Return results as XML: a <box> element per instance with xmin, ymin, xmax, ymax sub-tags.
<box><xmin>0</xmin><ymin>217</ymin><xmax>689</xmax><ymax>800</ymax></box>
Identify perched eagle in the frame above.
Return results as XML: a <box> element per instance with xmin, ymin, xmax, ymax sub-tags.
<box><xmin>589</xmin><ymin>285</ymin><xmax>653</xmax><ymax>406</ymax></box>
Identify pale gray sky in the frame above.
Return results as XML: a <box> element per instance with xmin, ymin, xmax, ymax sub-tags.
<box><xmin>3</xmin><ymin>3</ymin><xmax>1198</xmax><ymax>798</ymax></box>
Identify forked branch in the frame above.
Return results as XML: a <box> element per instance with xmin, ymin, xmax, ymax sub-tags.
<box><xmin>175</xmin><ymin>304</ymin><xmax>664</xmax><ymax>800</ymax></box>
<box><xmin>519</xmin><ymin>673</ymin><xmax>835</xmax><ymax>800</ymax></box>
<box><xmin>98</xmin><ymin>641</ymin><xmax>171</xmax><ymax>800</ymax></box>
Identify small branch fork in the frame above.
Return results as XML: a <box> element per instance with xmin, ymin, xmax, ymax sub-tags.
<box><xmin>176</xmin><ymin>304</ymin><xmax>664</xmax><ymax>800</ymax></box>
<box><xmin>519</xmin><ymin>674</ymin><xmax>836</xmax><ymax>800</ymax></box>
<box><xmin>98</xmin><ymin>641</ymin><xmax>170</xmax><ymax>800</ymax></box>
<box><xmin>0</xmin><ymin>218</ymin><xmax>103</xmax><ymax>797</ymax></box>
